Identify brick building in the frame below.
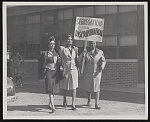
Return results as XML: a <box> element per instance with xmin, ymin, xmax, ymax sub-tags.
<box><xmin>7</xmin><ymin>4</ymin><xmax>145</xmax><ymax>90</ymax></box>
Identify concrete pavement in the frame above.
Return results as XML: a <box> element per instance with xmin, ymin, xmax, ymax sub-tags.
<box><xmin>6</xmin><ymin>83</ymin><xmax>147</xmax><ymax>119</ymax></box>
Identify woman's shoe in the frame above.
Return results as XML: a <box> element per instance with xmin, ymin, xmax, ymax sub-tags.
<box><xmin>87</xmin><ymin>101</ymin><xmax>92</xmax><ymax>107</ymax></box>
<box><xmin>71</xmin><ymin>105</ymin><xmax>76</xmax><ymax>110</ymax></box>
<box><xmin>51</xmin><ymin>108</ymin><xmax>56</xmax><ymax>113</ymax></box>
<box><xmin>48</xmin><ymin>105</ymin><xmax>51</xmax><ymax>109</ymax></box>
<box><xmin>48</xmin><ymin>102</ymin><xmax>51</xmax><ymax>109</ymax></box>
<box><xmin>63</xmin><ymin>102</ymin><xmax>67</xmax><ymax>108</ymax></box>
<box><xmin>95</xmin><ymin>104</ymin><xmax>101</xmax><ymax>110</ymax></box>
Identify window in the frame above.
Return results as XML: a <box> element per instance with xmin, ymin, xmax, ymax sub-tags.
<box><xmin>118</xmin><ymin>35</ymin><xmax>137</xmax><ymax>59</ymax></box>
<box><xmin>117</xmin><ymin>12</ymin><xmax>137</xmax><ymax>34</ymax></box>
<box><xmin>95</xmin><ymin>6</ymin><xmax>105</xmax><ymax>15</ymax></box>
<box><xmin>26</xmin><ymin>25</ymin><xmax>32</xmax><ymax>41</ymax></box>
<box><xmin>119</xmin><ymin>5</ymin><xmax>137</xmax><ymax>13</ymax></box>
<box><xmin>8</xmin><ymin>16</ymin><xmax>25</xmax><ymax>26</ymax></box>
<box><xmin>26</xmin><ymin>24</ymin><xmax>40</xmax><ymax>42</ymax></box>
<box><xmin>42</xmin><ymin>14</ymin><xmax>54</xmax><ymax>23</ymax></box>
<box><xmin>57</xmin><ymin>9</ymin><xmax>73</xmax><ymax>20</ymax></box>
<box><xmin>119</xmin><ymin>35</ymin><xmax>137</xmax><ymax>46</ymax></box>
<box><xmin>57</xmin><ymin>10</ymin><xmax>63</xmax><ymax>20</ymax></box>
<box><xmin>25</xmin><ymin>15</ymin><xmax>40</xmax><ymax>43</ymax></box>
<box><xmin>26</xmin><ymin>15</ymin><xmax>40</xmax><ymax>24</ymax></box>
<box><xmin>26</xmin><ymin>16</ymin><xmax>32</xmax><ymax>24</ymax></box>
<box><xmin>119</xmin><ymin>46</ymin><xmax>137</xmax><ymax>59</ymax></box>
<box><xmin>32</xmin><ymin>15</ymin><xmax>40</xmax><ymax>23</ymax></box>
<box><xmin>74</xmin><ymin>7</ymin><xmax>84</xmax><ymax>17</ymax></box>
<box><xmin>83</xmin><ymin>6</ymin><xmax>94</xmax><ymax>17</ymax></box>
<box><xmin>56</xmin><ymin>21</ymin><xmax>63</xmax><ymax>45</ymax></box>
<box><xmin>105</xmin><ymin>36</ymin><xmax>117</xmax><ymax>46</ymax></box>
<box><xmin>25</xmin><ymin>44</ymin><xmax>40</xmax><ymax>59</ymax></box>
<box><xmin>64</xmin><ymin>9</ymin><xmax>73</xmax><ymax>19</ymax></box>
<box><xmin>103</xmin><ymin>14</ymin><xmax>117</xmax><ymax>35</ymax></box>
<box><xmin>105</xmin><ymin>5</ymin><xmax>117</xmax><ymax>14</ymax></box>
<box><xmin>97</xmin><ymin>40</ymin><xmax>105</xmax><ymax>46</ymax></box>
<box><xmin>10</xmin><ymin>26</ymin><xmax>25</xmax><ymax>43</ymax></box>
<box><xmin>32</xmin><ymin>24</ymin><xmax>40</xmax><ymax>41</ymax></box>
<box><xmin>63</xmin><ymin>20</ymin><xmax>73</xmax><ymax>34</ymax></box>
<box><xmin>74</xmin><ymin>40</ymin><xmax>84</xmax><ymax>47</ymax></box>
<box><xmin>97</xmin><ymin>47</ymin><xmax>117</xmax><ymax>59</ymax></box>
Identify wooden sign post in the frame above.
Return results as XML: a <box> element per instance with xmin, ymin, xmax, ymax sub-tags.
<box><xmin>81</xmin><ymin>41</ymin><xmax>87</xmax><ymax>74</ymax></box>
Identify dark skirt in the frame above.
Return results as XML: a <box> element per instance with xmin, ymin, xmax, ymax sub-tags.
<box><xmin>46</xmin><ymin>69</ymin><xmax>60</xmax><ymax>94</ymax></box>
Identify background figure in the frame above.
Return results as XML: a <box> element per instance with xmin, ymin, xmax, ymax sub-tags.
<box><xmin>59</xmin><ymin>34</ymin><xmax>79</xmax><ymax>110</ymax></box>
<box><xmin>12</xmin><ymin>52</ymin><xmax>24</xmax><ymax>88</ymax></box>
<box><xmin>38</xmin><ymin>52</ymin><xmax>45</xmax><ymax>80</ymax></box>
<box><xmin>44</xmin><ymin>36</ymin><xmax>61</xmax><ymax>113</ymax></box>
<box><xmin>7</xmin><ymin>47</ymin><xmax>12</xmax><ymax>77</ymax></box>
<box><xmin>78</xmin><ymin>41</ymin><xmax>106</xmax><ymax>109</ymax></box>
<box><xmin>38</xmin><ymin>52</ymin><xmax>48</xmax><ymax>93</ymax></box>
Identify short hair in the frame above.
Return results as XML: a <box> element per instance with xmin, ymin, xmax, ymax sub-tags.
<box><xmin>67</xmin><ymin>34</ymin><xmax>73</xmax><ymax>39</ymax></box>
<box><xmin>48</xmin><ymin>36</ymin><xmax>55</xmax><ymax>43</ymax></box>
<box><xmin>89</xmin><ymin>41</ymin><xmax>97</xmax><ymax>44</ymax></box>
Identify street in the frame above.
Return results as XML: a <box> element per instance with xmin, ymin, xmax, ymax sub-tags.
<box><xmin>6</xmin><ymin>83</ymin><xmax>145</xmax><ymax>119</ymax></box>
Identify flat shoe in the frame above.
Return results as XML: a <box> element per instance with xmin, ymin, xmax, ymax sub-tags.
<box><xmin>87</xmin><ymin>102</ymin><xmax>92</xmax><ymax>107</ymax></box>
<box><xmin>51</xmin><ymin>108</ymin><xmax>56</xmax><ymax>113</ymax></box>
<box><xmin>63</xmin><ymin>102</ymin><xmax>67</xmax><ymax>108</ymax></box>
<box><xmin>95</xmin><ymin>105</ymin><xmax>101</xmax><ymax>110</ymax></box>
<box><xmin>71</xmin><ymin>106</ymin><xmax>76</xmax><ymax>110</ymax></box>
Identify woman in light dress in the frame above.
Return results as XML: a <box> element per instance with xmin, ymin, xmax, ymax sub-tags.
<box><xmin>78</xmin><ymin>41</ymin><xmax>106</xmax><ymax>109</ymax></box>
<box><xmin>59</xmin><ymin>34</ymin><xmax>79</xmax><ymax>110</ymax></box>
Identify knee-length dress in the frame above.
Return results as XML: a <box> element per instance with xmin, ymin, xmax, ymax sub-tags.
<box><xmin>60</xmin><ymin>46</ymin><xmax>78</xmax><ymax>90</ymax></box>
<box><xmin>78</xmin><ymin>48</ymin><xmax>106</xmax><ymax>92</ymax></box>
<box><xmin>44</xmin><ymin>50</ymin><xmax>61</xmax><ymax>93</ymax></box>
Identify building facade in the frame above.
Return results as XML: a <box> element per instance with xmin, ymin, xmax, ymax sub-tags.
<box><xmin>7</xmin><ymin>5</ymin><xmax>145</xmax><ymax>87</ymax></box>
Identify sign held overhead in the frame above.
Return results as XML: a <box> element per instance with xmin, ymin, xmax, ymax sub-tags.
<box><xmin>74</xmin><ymin>17</ymin><xmax>104</xmax><ymax>42</ymax></box>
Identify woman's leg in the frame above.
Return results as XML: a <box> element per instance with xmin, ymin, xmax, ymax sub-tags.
<box><xmin>49</xmin><ymin>93</ymin><xmax>55</xmax><ymax>112</ymax></box>
<box><xmin>72</xmin><ymin>89</ymin><xmax>76</xmax><ymax>107</ymax></box>
<box><xmin>87</xmin><ymin>92</ymin><xmax>92</xmax><ymax>107</ymax></box>
<box><xmin>95</xmin><ymin>91</ymin><xmax>100</xmax><ymax>109</ymax></box>
<box><xmin>62</xmin><ymin>89</ymin><xmax>67</xmax><ymax>107</ymax></box>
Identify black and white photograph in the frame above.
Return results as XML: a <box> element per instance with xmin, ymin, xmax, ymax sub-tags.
<box><xmin>3</xmin><ymin>2</ymin><xmax>148</xmax><ymax>120</ymax></box>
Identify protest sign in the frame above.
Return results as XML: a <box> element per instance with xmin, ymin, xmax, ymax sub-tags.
<box><xmin>74</xmin><ymin>17</ymin><xmax>104</xmax><ymax>42</ymax></box>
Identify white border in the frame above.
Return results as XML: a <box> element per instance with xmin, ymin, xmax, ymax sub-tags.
<box><xmin>3</xmin><ymin>2</ymin><xmax>147</xmax><ymax>6</ymax></box>
<box><xmin>144</xmin><ymin>2</ymin><xmax>148</xmax><ymax>118</ymax></box>
<box><xmin>3</xmin><ymin>2</ymin><xmax>148</xmax><ymax>120</ymax></box>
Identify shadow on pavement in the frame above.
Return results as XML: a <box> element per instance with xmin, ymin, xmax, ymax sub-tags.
<box><xmin>76</xmin><ymin>89</ymin><xmax>145</xmax><ymax>104</ymax></box>
<box><xmin>15</xmin><ymin>84</ymin><xmax>145</xmax><ymax>104</ymax></box>
<box><xmin>7</xmin><ymin>105</ymin><xmax>48</xmax><ymax>112</ymax></box>
<box><xmin>7</xmin><ymin>104</ymin><xmax>88</xmax><ymax>113</ymax></box>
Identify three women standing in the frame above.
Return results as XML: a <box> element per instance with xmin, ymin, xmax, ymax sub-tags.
<box><xmin>44</xmin><ymin>35</ymin><xmax>106</xmax><ymax>112</ymax></box>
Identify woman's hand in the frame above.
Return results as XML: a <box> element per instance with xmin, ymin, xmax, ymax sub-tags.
<box><xmin>82</xmin><ymin>49</ymin><xmax>87</xmax><ymax>56</ymax></box>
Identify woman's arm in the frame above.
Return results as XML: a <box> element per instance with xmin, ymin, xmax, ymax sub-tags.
<box><xmin>101</xmin><ymin>51</ymin><xmax>106</xmax><ymax>70</ymax></box>
<box><xmin>77</xmin><ymin>49</ymin><xmax>87</xmax><ymax>62</ymax></box>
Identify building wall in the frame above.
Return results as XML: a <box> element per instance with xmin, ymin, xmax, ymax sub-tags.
<box><xmin>22</xmin><ymin>60</ymin><xmax>138</xmax><ymax>87</ymax></box>
<box><xmin>101</xmin><ymin>60</ymin><xmax>138</xmax><ymax>87</ymax></box>
<box><xmin>7</xmin><ymin>5</ymin><xmax>140</xmax><ymax>60</ymax></box>
<box><xmin>7</xmin><ymin>5</ymin><xmax>145</xmax><ymax>86</ymax></box>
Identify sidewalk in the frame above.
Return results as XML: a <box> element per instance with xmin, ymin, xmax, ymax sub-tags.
<box><xmin>7</xmin><ymin>91</ymin><xmax>145</xmax><ymax>119</ymax></box>
<box><xmin>5</xmin><ymin>79</ymin><xmax>147</xmax><ymax>119</ymax></box>
<box><xmin>20</xmin><ymin>79</ymin><xmax>145</xmax><ymax>104</ymax></box>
